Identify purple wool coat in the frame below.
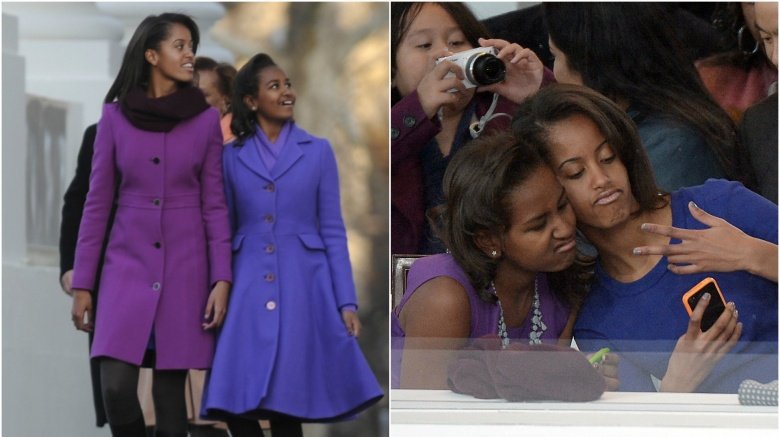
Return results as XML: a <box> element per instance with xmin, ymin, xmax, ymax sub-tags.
<box><xmin>201</xmin><ymin>124</ymin><xmax>382</xmax><ymax>421</ymax></box>
<box><xmin>72</xmin><ymin>103</ymin><xmax>232</xmax><ymax>370</ymax></box>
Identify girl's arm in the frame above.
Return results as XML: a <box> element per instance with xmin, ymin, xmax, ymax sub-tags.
<box><xmin>399</xmin><ymin>276</ymin><xmax>471</xmax><ymax>389</ymax></box>
<box><xmin>199</xmin><ymin>111</ymin><xmax>232</xmax><ymax>287</ymax></box>
<box><xmin>634</xmin><ymin>201</ymin><xmax>778</xmax><ymax>282</ymax></box>
<box><xmin>317</xmin><ymin>140</ymin><xmax>358</xmax><ymax>310</ymax></box>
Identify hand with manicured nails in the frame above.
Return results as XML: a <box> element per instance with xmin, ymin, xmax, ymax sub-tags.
<box><xmin>476</xmin><ymin>38</ymin><xmax>544</xmax><ymax>104</ymax></box>
<box><xmin>71</xmin><ymin>289</ymin><xmax>93</xmax><ymax>332</ymax></box>
<box><xmin>341</xmin><ymin>309</ymin><xmax>361</xmax><ymax>337</ymax></box>
<box><xmin>202</xmin><ymin>280</ymin><xmax>230</xmax><ymax>330</ymax></box>
<box><xmin>634</xmin><ymin>201</ymin><xmax>778</xmax><ymax>282</ymax></box>
<box><xmin>660</xmin><ymin>292</ymin><xmax>742</xmax><ymax>392</ymax></box>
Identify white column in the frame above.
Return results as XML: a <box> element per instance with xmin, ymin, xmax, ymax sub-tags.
<box><xmin>2</xmin><ymin>12</ymin><xmax>28</xmax><ymax>264</ymax></box>
<box><xmin>3</xmin><ymin>2</ymin><xmax>125</xmax><ymax>127</ymax></box>
<box><xmin>97</xmin><ymin>1</ymin><xmax>234</xmax><ymax>63</ymax></box>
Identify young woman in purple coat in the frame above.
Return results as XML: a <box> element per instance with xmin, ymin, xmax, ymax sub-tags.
<box><xmin>70</xmin><ymin>13</ymin><xmax>232</xmax><ymax>437</ymax></box>
<box><xmin>200</xmin><ymin>54</ymin><xmax>382</xmax><ymax>437</ymax></box>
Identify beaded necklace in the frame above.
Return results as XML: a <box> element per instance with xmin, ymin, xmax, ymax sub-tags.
<box><xmin>489</xmin><ymin>277</ymin><xmax>546</xmax><ymax>348</ymax></box>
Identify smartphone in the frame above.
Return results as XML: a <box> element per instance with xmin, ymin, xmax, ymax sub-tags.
<box><xmin>682</xmin><ymin>277</ymin><xmax>727</xmax><ymax>332</ymax></box>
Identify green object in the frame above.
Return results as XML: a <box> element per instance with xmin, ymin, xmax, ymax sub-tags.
<box><xmin>588</xmin><ymin>347</ymin><xmax>610</xmax><ymax>365</ymax></box>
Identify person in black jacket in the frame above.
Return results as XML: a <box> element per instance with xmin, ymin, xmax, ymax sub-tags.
<box><xmin>59</xmin><ymin>123</ymin><xmax>109</xmax><ymax>428</ymax></box>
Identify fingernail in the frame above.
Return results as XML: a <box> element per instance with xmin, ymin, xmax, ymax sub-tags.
<box><xmin>689</xmin><ymin>201</ymin><xmax>700</xmax><ymax>210</ymax></box>
<box><xmin>702</xmin><ymin>292</ymin><xmax>711</xmax><ymax>300</ymax></box>
<box><xmin>633</xmin><ymin>248</ymin><xmax>642</xmax><ymax>255</ymax></box>
<box><xmin>640</xmin><ymin>223</ymin><xmax>649</xmax><ymax>231</ymax></box>
<box><xmin>729</xmin><ymin>301</ymin><xmax>736</xmax><ymax>309</ymax></box>
<box><xmin>734</xmin><ymin>309</ymin><xmax>739</xmax><ymax>318</ymax></box>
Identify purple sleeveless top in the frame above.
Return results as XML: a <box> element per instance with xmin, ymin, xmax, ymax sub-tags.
<box><xmin>391</xmin><ymin>253</ymin><xmax>571</xmax><ymax>388</ymax></box>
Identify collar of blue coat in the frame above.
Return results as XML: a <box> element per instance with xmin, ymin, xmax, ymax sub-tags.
<box><xmin>236</xmin><ymin>121</ymin><xmax>313</xmax><ymax>181</ymax></box>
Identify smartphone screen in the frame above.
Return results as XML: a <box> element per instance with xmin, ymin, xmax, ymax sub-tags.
<box><xmin>685</xmin><ymin>280</ymin><xmax>727</xmax><ymax>332</ymax></box>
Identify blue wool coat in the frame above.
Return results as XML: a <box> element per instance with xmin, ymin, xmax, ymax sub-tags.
<box><xmin>201</xmin><ymin>123</ymin><xmax>382</xmax><ymax>421</ymax></box>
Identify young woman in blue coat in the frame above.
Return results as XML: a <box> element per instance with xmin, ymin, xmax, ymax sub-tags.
<box><xmin>201</xmin><ymin>53</ymin><xmax>383</xmax><ymax>437</ymax></box>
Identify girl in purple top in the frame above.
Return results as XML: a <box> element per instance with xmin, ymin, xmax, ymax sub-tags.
<box><xmin>70</xmin><ymin>13</ymin><xmax>231</xmax><ymax>437</ymax></box>
<box><xmin>391</xmin><ymin>131</ymin><xmax>617</xmax><ymax>389</ymax></box>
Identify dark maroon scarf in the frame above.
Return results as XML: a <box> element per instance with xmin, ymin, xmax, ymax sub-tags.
<box><xmin>120</xmin><ymin>86</ymin><xmax>209</xmax><ymax>132</ymax></box>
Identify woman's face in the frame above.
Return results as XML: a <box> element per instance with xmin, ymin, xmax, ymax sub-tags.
<box><xmin>548</xmin><ymin>38</ymin><xmax>583</xmax><ymax>86</ymax></box>
<box><xmin>196</xmin><ymin>69</ymin><xmax>228</xmax><ymax>114</ymax></box>
<box><xmin>147</xmin><ymin>23</ymin><xmax>195</xmax><ymax>84</ymax></box>
<box><xmin>393</xmin><ymin>3</ymin><xmax>475</xmax><ymax>97</ymax></box>
<box><xmin>544</xmin><ymin>113</ymin><xmax>636</xmax><ymax>231</ymax></box>
<box><xmin>246</xmin><ymin>65</ymin><xmax>296</xmax><ymax>125</ymax></box>
<box><xmin>498</xmin><ymin>165</ymin><xmax>577</xmax><ymax>273</ymax></box>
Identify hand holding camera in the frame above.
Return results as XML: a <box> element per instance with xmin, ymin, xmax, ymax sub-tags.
<box><xmin>476</xmin><ymin>38</ymin><xmax>545</xmax><ymax>104</ymax></box>
<box><xmin>415</xmin><ymin>50</ymin><xmax>470</xmax><ymax>119</ymax></box>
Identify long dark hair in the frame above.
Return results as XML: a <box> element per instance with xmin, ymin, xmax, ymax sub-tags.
<box><xmin>391</xmin><ymin>2</ymin><xmax>490</xmax><ymax>104</ymax></box>
<box><xmin>440</xmin><ymin>130</ymin><xmax>589</xmax><ymax>308</ymax></box>
<box><xmin>105</xmin><ymin>13</ymin><xmax>200</xmax><ymax>103</ymax></box>
<box><xmin>513</xmin><ymin>84</ymin><xmax>666</xmax><ymax>215</ymax></box>
<box><xmin>230</xmin><ymin>53</ymin><xmax>278</xmax><ymax>145</ymax></box>
<box><xmin>542</xmin><ymin>2</ymin><xmax>745</xmax><ymax>185</ymax></box>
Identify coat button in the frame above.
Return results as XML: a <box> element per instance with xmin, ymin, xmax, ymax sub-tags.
<box><xmin>391</xmin><ymin>128</ymin><xmax>400</xmax><ymax>140</ymax></box>
<box><xmin>266</xmin><ymin>301</ymin><xmax>277</xmax><ymax>310</ymax></box>
<box><xmin>151</xmin><ymin>157</ymin><xmax>160</xmax><ymax>164</ymax></box>
<box><xmin>153</xmin><ymin>242</ymin><xmax>161</xmax><ymax>249</ymax></box>
<box><xmin>264</xmin><ymin>214</ymin><xmax>274</xmax><ymax>223</ymax></box>
<box><xmin>403</xmin><ymin>116</ymin><xmax>417</xmax><ymax>128</ymax></box>
<box><xmin>264</xmin><ymin>273</ymin><xmax>275</xmax><ymax>282</ymax></box>
<box><xmin>152</xmin><ymin>198</ymin><xmax>161</xmax><ymax>206</ymax></box>
<box><xmin>152</xmin><ymin>282</ymin><xmax>161</xmax><ymax>291</ymax></box>
<box><xmin>265</xmin><ymin>244</ymin><xmax>275</xmax><ymax>253</ymax></box>
<box><xmin>264</xmin><ymin>184</ymin><xmax>275</xmax><ymax>192</ymax></box>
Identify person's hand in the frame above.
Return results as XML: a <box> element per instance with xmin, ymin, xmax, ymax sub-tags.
<box><xmin>202</xmin><ymin>280</ymin><xmax>230</xmax><ymax>330</ymax></box>
<box><xmin>71</xmin><ymin>289</ymin><xmax>93</xmax><ymax>332</ymax></box>
<box><xmin>589</xmin><ymin>352</ymin><xmax>620</xmax><ymax>391</ymax></box>
<box><xmin>634</xmin><ymin>201</ymin><xmax>777</xmax><ymax>281</ymax></box>
<box><xmin>660</xmin><ymin>291</ymin><xmax>742</xmax><ymax>392</ymax></box>
<box><xmin>416</xmin><ymin>50</ymin><xmax>469</xmax><ymax>119</ymax></box>
<box><xmin>476</xmin><ymin>38</ymin><xmax>544</xmax><ymax>104</ymax></box>
<box><xmin>341</xmin><ymin>309</ymin><xmax>361</xmax><ymax>337</ymax></box>
<box><xmin>60</xmin><ymin>270</ymin><xmax>74</xmax><ymax>296</ymax></box>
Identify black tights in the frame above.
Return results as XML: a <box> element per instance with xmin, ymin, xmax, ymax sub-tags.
<box><xmin>100</xmin><ymin>358</ymin><xmax>188</xmax><ymax>434</ymax></box>
<box><xmin>226</xmin><ymin>416</ymin><xmax>303</xmax><ymax>437</ymax></box>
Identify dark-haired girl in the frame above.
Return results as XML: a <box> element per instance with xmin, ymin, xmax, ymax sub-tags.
<box><xmin>543</xmin><ymin>2</ymin><xmax>753</xmax><ymax>193</ymax></box>
<box><xmin>70</xmin><ymin>13</ymin><xmax>232</xmax><ymax>437</ymax></box>
<box><xmin>200</xmin><ymin>53</ymin><xmax>382</xmax><ymax>437</ymax></box>
<box><xmin>391</xmin><ymin>131</ymin><xmax>616</xmax><ymax>390</ymax></box>
<box><xmin>391</xmin><ymin>2</ymin><xmax>552</xmax><ymax>254</ymax></box>
<box><xmin>513</xmin><ymin>84</ymin><xmax>777</xmax><ymax>393</ymax></box>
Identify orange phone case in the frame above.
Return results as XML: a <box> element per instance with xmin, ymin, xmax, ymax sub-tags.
<box><xmin>682</xmin><ymin>277</ymin><xmax>726</xmax><ymax>315</ymax></box>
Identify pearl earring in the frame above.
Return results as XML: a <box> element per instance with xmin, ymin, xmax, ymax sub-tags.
<box><xmin>491</xmin><ymin>250</ymin><xmax>497</xmax><ymax>258</ymax></box>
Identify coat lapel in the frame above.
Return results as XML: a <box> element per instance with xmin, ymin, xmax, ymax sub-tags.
<box><xmin>270</xmin><ymin>124</ymin><xmax>308</xmax><ymax>180</ymax></box>
<box><xmin>236</xmin><ymin>134</ymin><xmax>272</xmax><ymax>181</ymax></box>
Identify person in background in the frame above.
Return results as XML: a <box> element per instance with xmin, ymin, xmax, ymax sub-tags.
<box><xmin>696</xmin><ymin>2</ymin><xmax>777</xmax><ymax>123</ymax></box>
<box><xmin>542</xmin><ymin>2</ymin><xmax>752</xmax><ymax>193</ymax></box>
<box><xmin>70</xmin><ymin>13</ymin><xmax>232</xmax><ymax>437</ymax></box>
<box><xmin>392</xmin><ymin>131</ymin><xmax>617</xmax><ymax>390</ymax></box>
<box><xmin>194</xmin><ymin>56</ymin><xmax>237</xmax><ymax>144</ymax></box>
<box><xmin>391</xmin><ymin>2</ymin><xmax>550</xmax><ymax>255</ymax></box>
<box><xmin>200</xmin><ymin>53</ymin><xmax>382</xmax><ymax>437</ymax></box>
<box><xmin>513</xmin><ymin>84</ymin><xmax>777</xmax><ymax>393</ymax></box>
<box><xmin>740</xmin><ymin>1</ymin><xmax>778</xmax><ymax>204</ymax></box>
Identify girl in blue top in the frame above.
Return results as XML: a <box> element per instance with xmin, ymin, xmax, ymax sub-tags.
<box><xmin>513</xmin><ymin>84</ymin><xmax>777</xmax><ymax>393</ymax></box>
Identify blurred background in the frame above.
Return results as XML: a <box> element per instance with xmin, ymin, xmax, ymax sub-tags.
<box><xmin>1</xmin><ymin>2</ymin><xmax>388</xmax><ymax>436</ymax></box>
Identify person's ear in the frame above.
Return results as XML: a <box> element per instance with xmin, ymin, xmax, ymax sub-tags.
<box><xmin>474</xmin><ymin>230</ymin><xmax>502</xmax><ymax>260</ymax></box>
<box><xmin>145</xmin><ymin>49</ymin><xmax>158</xmax><ymax>67</ymax></box>
<box><xmin>243</xmin><ymin>95</ymin><xmax>257</xmax><ymax>112</ymax></box>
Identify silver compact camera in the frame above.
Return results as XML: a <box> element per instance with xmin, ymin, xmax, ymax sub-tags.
<box><xmin>437</xmin><ymin>46</ymin><xmax>506</xmax><ymax>89</ymax></box>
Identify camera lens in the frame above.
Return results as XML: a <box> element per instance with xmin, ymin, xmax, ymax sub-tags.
<box><xmin>467</xmin><ymin>53</ymin><xmax>506</xmax><ymax>86</ymax></box>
